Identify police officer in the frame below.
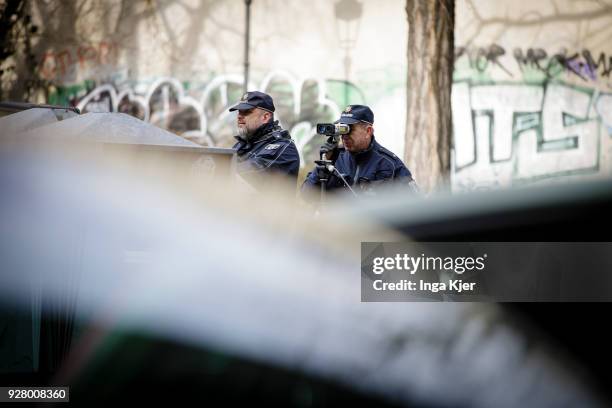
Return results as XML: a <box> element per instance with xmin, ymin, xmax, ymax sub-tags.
<box><xmin>230</xmin><ymin>91</ymin><xmax>300</xmax><ymax>188</ymax></box>
<box><xmin>302</xmin><ymin>104</ymin><xmax>417</xmax><ymax>196</ymax></box>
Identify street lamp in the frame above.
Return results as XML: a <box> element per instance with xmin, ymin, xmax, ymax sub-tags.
<box><xmin>334</xmin><ymin>0</ymin><xmax>363</xmax><ymax>106</ymax></box>
<box><xmin>244</xmin><ymin>0</ymin><xmax>252</xmax><ymax>94</ymax></box>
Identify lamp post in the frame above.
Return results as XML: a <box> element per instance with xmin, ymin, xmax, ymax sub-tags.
<box><xmin>334</xmin><ymin>0</ymin><xmax>363</xmax><ymax>106</ymax></box>
<box><xmin>244</xmin><ymin>0</ymin><xmax>252</xmax><ymax>94</ymax></box>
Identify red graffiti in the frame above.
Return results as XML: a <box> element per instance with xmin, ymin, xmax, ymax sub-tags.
<box><xmin>38</xmin><ymin>42</ymin><xmax>119</xmax><ymax>80</ymax></box>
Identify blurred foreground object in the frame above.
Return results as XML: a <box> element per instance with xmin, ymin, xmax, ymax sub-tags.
<box><xmin>0</xmin><ymin>129</ymin><xmax>609</xmax><ymax>405</ymax></box>
<box><xmin>0</xmin><ymin>108</ymin><xmax>237</xmax><ymax>190</ymax></box>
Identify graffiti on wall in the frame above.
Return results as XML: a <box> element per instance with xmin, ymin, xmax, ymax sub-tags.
<box><xmin>452</xmin><ymin>41</ymin><xmax>612</xmax><ymax>190</ymax></box>
<box><xmin>38</xmin><ymin>35</ymin><xmax>610</xmax><ymax>190</ymax></box>
<box><xmin>455</xmin><ymin>44</ymin><xmax>612</xmax><ymax>85</ymax></box>
<box><xmin>48</xmin><ymin>70</ymin><xmax>366</xmax><ymax>168</ymax></box>
<box><xmin>451</xmin><ymin>81</ymin><xmax>612</xmax><ymax>190</ymax></box>
<box><xmin>39</xmin><ymin>42</ymin><xmax>120</xmax><ymax>82</ymax></box>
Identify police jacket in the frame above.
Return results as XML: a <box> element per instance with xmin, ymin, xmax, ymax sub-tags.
<box><xmin>232</xmin><ymin>120</ymin><xmax>300</xmax><ymax>186</ymax></box>
<box><xmin>302</xmin><ymin>136</ymin><xmax>416</xmax><ymax>194</ymax></box>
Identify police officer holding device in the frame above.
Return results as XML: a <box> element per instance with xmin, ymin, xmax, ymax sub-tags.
<box><xmin>302</xmin><ymin>104</ymin><xmax>417</xmax><ymax>199</ymax></box>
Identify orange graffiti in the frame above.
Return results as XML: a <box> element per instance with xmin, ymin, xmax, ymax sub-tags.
<box><xmin>38</xmin><ymin>42</ymin><xmax>119</xmax><ymax>80</ymax></box>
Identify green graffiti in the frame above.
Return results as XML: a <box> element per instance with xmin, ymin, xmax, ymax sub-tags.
<box><xmin>325</xmin><ymin>80</ymin><xmax>366</xmax><ymax>107</ymax></box>
<box><xmin>48</xmin><ymin>80</ymin><xmax>94</xmax><ymax>106</ymax></box>
<box><xmin>452</xmin><ymin>80</ymin><xmax>607</xmax><ymax>190</ymax></box>
<box><xmin>518</xmin><ymin>62</ymin><xmax>564</xmax><ymax>84</ymax></box>
<box><xmin>453</xmin><ymin>45</ymin><xmax>597</xmax><ymax>85</ymax></box>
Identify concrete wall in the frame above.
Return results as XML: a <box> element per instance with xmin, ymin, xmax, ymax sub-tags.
<box><xmin>452</xmin><ymin>0</ymin><xmax>612</xmax><ymax>190</ymax></box>
<box><xmin>29</xmin><ymin>0</ymin><xmax>407</xmax><ymax>172</ymax></box>
<box><xmin>25</xmin><ymin>0</ymin><xmax>612</xmax><ymax>189</ymax></box>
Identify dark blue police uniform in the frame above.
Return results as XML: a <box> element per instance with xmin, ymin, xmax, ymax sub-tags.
<box><xmin>233</xmin><ymin>120</ymin><xmax>300</xmax><ymax>185</ymax></box>
<box><xmin>229</xmin><ymin>91</ymin><xmax>300</xmax><ymax>187</ymax></box>
<box><xmin>302</xmin><ymin>104</ymin><xmax>417</xmax><ymax>196</ymax></box>
<box><xmin>303</xmin><ymin>135</ymin><xmax>416</xmax><ymax>193</ymax></box>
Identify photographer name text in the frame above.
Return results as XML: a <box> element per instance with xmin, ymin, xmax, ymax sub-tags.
<box><xmin>373</xmin><ymin>279</ymin><xmax>476</xmax><ymax>293</ymax></box>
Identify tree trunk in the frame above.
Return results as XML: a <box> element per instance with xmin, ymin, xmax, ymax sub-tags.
<box><xmin>405</xmin><ymin>0</ymin><xmax>455</xmax><ymax>193</ymax></box>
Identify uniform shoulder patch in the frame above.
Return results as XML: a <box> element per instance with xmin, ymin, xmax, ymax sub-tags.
<box><xmin>264</xmin><ymin>143</ymin><xmax>281</xmax><ymax>150</ymax></box>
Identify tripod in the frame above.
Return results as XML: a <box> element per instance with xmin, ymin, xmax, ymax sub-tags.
<box><xmin>315</xmin><ymin>153</ymin><xmax>358</xmax><ymax>207</ymax></box>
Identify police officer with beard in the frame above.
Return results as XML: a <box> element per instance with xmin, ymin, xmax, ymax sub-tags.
<box><xmin>230</xmin><ymin>91</ymin><xmax>300</xmax><ymax>188</ymax></box>
<box><xmin>302</xmin><ymin>105</ymin><xmax>417</xmax><ymax>197</ymax></box>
